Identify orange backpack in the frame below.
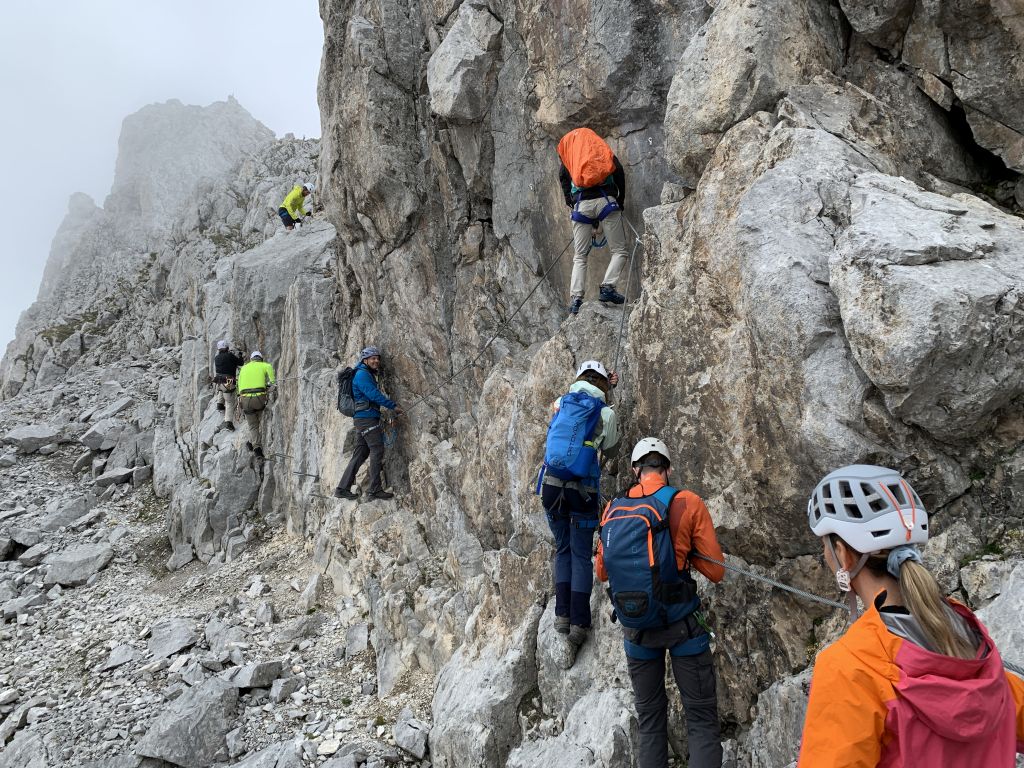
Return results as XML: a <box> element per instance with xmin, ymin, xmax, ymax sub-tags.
<box><xmin>558</xmin><ymin>128</ymin><xmax>615</xmax><ymax>189</ymax></box>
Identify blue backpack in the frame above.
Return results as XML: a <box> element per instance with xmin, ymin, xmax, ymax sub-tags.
<box><xmin>543</xmin><ymin>390</ymin><xmax>605</xmax><ymax>483</ymax></box>
<box><xmin>600</xmin><ymin>485</ymin><xmax>699</xmax><ymax>629</ymax></box>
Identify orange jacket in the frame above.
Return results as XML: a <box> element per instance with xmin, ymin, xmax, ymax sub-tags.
<box><xmin>596</xmin><ymin>475</ymin><xmax>725</xmax><ymax>583</ymax></box>
<box><xmin>799</xmin><ymin>594</ymin><xmax>1024</xmax><ymax>767</ymax></box>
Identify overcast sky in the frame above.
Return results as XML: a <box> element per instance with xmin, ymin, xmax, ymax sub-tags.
<box><xmin>0</xmin><ymin>2</ymin><xmax>323</xmax><ymax>352</ymax></box>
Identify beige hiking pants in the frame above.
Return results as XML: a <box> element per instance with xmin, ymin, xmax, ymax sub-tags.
<box><xmin>570</xmin><ymin>199</ymin><xmax>628</xmax><ymax>298</ymax></box>
<box><xmin>216</xmin><ymin>385</ymin><xmax>237</xmax><ymax>424</ymax></box>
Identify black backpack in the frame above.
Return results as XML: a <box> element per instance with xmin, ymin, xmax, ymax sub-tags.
<box><xmin>337</xmin><ymin>367</ymin><xmax>357</xmax><ymax>416</ymax></box>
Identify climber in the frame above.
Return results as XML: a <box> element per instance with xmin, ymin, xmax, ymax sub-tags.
<box><xmin>557</xmin><ymin>128</ymin><xmax>628</xmax><ymax>315</ymax></box>
<box><xmin>236</xmin><ymin>350</ymin><xmax>276</xmax><ymax>458</ymax></box>
<box><xmin>597</xmin><ymin>437</ymin><xmax>725</xmax><ymax>768</ymax></box>
<box><xmin>798</xmin><ymin>464</ymin><xmax>1024</xmax><ymax>766</ymax></box>
<box><xmin>335</xmin><ymin>346</ymin><xmax>403</xmax><ymax>501</ymax></box>
<box><xmin>538</xmin><ymin>360</ymin><xmax>619</xmax><ymax>657</ymax></box>
<box><xmin>212</xmin><ymin>340</ymin><xmax>244</xmax><ymax>431</ymax></box>
<box><xmin>278</xmin><ymin>182</ymin><xmax>315</xmax><ymax>230</ymax></box>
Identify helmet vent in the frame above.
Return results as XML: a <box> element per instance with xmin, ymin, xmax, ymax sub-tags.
<box><xmin>845</xmin><ymin>503</ymin><xmax>863</xmax><ymax>519</ymax></box>
<box><xmin>886</xmin><ymin>483</ymin><xmax>908</xmax><ymax>505</ymax></box>
<box><xmin>871</xmin><ymin>528</ymin><xmax>891</xmax><ymax>538</ymax></box>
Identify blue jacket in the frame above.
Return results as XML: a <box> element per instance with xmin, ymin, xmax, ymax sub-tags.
<box><xmin>352</xmin><ymin>362</ymin><xmax>396</xmax><ymax>419</ymax></box>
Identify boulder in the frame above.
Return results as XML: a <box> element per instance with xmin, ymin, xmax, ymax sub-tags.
<box><xmin>166</xmin><ymin>544</ymin><xmax>194</xmax><ymax>572</ymax></box>
<box><xmin>92</xmin><ymin>395</ymin><xmax>135</xmax><ymax>421</ymax></box>
<box><xmin>148</xmin><ymin>617</ymin><xmax>199</xmax><ymax>659</ymax></box>
<box><xmin>95</xmin><ymin>466</ymin><xmax>135</xmax><ymax>487</ymax></box>
<box><xmin>233</xmin><ymin>742</ymin><xmax>304</xmax><ymax>768</ymax></box>
<box><xmin>2</xmin><ymin>424</ymin><xmax>60</xmax><ymax>454</ymax></box>
<box><xmin>44</xmin><ymin>543</ymin><xmax>114</xmax><ymax>586</ymax></box>
<box><xmin>0</xmin><ymin>730</ymin><xmax>47</xmax><ymax>768</ymax></box>
<box><xmin>98</xmin><ymin>644</ymin><xmax>139</xmax><ymax>672</ymax></box>
<box><xmin>80</xmin><ymin>418</ymin><xmax>124</xmax><ymax>451</ymax></box>
<box><xmin>224</xmin><ymin>659</ymin><xmax>284</xmax><ymax>689</ymax></box>
<box><xmin>977</xmin><ymin>562</ymin><xmax>1024</xmax><ymax>657</ymax></box>
<box><xmin>38</xmin><ymin>493</ymin><xmax>94</xmax><ymax>531</ymax></box>
<box><xmin>393</xmin><ymin>707</ymin><xmax>430</xmax><ymax>759</ymax></box>
<box><xmin>426</xmin><ymin>3</ymin><xmax>503</xmax><ymax>121</ymax></box>
<box><xmin>136</xmin><ymin>678</ymin><xmax>238</xmax><ymax>767</ymax></box>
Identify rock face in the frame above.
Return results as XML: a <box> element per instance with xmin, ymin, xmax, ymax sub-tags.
<box><xmin>1</xmin><ymin>0</ymin><xmax>1023</xmax><ymax>766</ymax></box>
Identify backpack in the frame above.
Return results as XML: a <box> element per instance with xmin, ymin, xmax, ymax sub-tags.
<box><xmin>558</xmin><ymin>128</ymin><xmax>616</xmax><ymax>189</ymax></box>
<box><xmin>600</xmin><ymin>485</ymin><xmax>698</xmax><ymax>630</ymax></box>
<box><xmin>337</xmin><ymin>367</ymin><xmax>358</xmax><ymax>416</ymax></box>
<box><xmin>543</xmin><ymin>390</ymin><xmax>605</xmax><ymax>483</ymax></box>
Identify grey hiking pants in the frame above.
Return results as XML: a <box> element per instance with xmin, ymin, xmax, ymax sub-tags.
<box><xmin>628</xmin><ymin>648</ymin><xmax>722</xmax><ymax>768</ymax></box>
<box><xmin>338</xmin><ymin>417</ymin><xmax>385</xmax><ymax>495</ymax></box>
<box><xmin>240</xmin><ymin>393</ymin><xmax>268</xmax><ymax>449</ymax></box>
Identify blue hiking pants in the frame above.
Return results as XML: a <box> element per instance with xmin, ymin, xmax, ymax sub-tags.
<box><xmin>542</xmin><ymin>483</ymin><xmax>599</xmax><ymax>627</ymax></box>
<box><xmin>278</xmin><ymin>207</ymin><xmax>297</xmax><ymax>227</ymax></box>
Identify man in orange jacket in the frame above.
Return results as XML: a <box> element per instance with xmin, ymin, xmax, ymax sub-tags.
<box><xmin>597</xmin><ymin>437</ymin><xmax>725</xmax><ymax>768</ymax></box>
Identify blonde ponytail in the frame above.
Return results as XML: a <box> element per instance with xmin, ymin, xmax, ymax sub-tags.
<box><xmin>898</xmin><ymin>560</ymin><xmax>975</xmax><ymax>660</ymax></box>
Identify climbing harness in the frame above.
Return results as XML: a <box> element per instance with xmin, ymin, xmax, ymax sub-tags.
<box><xmin>691</xmin><ymin>552</ymin><xmax>1024</xmax><ymax>677</ymax></box>
<box><xmin>403</xmin><ymin>237</ymin><xmax>575</xmax><ymax>414</ymax></box>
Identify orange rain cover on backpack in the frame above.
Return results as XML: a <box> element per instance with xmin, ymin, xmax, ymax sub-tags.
<box><xmin>558</xmin><ymin>128</ymin><xmax>615</xmax><ymax>188</ymax></box>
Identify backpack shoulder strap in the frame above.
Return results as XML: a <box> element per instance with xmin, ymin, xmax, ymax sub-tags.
<box><xmin>652</xmin><ymin>485</ymin><xmax>678</xmax><ymax>508</ymax></box>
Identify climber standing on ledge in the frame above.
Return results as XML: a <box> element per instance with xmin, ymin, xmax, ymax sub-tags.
<box><xmin>279</xmin><ymin>181</ymin><xmax>314</xmax><ymax>230</ymax></box>
<box><xmin>335</xmin><ymin>346</ymin><xmax>403</xmax><ymax>501</ymax></box>
<box><xmin>237</xmin><ymin>351</ymin><xmax>276</xmax><ymax>458</ymax></box>
<box><xmin>213</xmin><ymin>340</ymin><xmax>244</xmax><ymax>432</ymax></box>
<box><xmin>557</xmin><ymin>128</ymin><xmax>628</xmax><ymax>315</ymax></box>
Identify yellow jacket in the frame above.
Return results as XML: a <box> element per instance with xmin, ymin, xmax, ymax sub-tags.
<box><xmin>237</xmin><ymin>360</ymin><xmax>276</xmax><ymax>394</ymax></box>
<box><xmin>280</xmin><ymin>186</ymin><xmax>308</xmax><ymax>220</ymax></box>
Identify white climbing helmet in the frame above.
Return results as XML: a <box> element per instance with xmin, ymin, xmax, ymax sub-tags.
<box><xmin>217</xmin><ymin>340</ymin><xmax>229</xmax><ymax>351</ymax></box>
<box><xmin>575</xmin><ymin>360</ymin><xmax>608</xmax><ymax>380</ymax></box>
<box><xmin>250</xmin><ymin>350</ymin><xmax>263</xmax><ymax>360</ymax></box>
<box><xmin>302</xmin><ymin>182</ymin><xmax>315</xmax><ymax>193</ymax></box>
<box><xmin>807</xmin><ymin>465</ymin><xmax>928</xmax><ymax>554</ymax></box>
<box><xmin>631</xmin><ymin>437</ymin><xmax>670</xmax><ymax>467</ymax></box>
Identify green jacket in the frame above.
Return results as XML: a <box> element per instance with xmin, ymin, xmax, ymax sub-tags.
<box><xmin>237</xmin><ymin>360</ymin><xmax>276</xmax><ymax>394</ymax></box>
<box><xmin>280</xmin><ymin>186</ymin><xmax>308</xmax><ymax>220</ymax></box>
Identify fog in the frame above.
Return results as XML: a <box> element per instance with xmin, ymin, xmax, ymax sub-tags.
<box><xmin>0</xmin><ymin>1</ymin><xmax>323</xmax><ymax>351</ymax></box>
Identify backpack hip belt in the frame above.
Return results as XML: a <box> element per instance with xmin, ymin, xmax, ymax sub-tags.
<box><xmin>239</xmin><ymin>387</ymin><xmax>267</xmax><ymax>397</ymax></box>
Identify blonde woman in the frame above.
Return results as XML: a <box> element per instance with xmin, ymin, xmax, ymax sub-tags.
<box><xmin>799</xmin><ymin>465</ymin><xmax>1024</xmax><ymax>766</ymax></box>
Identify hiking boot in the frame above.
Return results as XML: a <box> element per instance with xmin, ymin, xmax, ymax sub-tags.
<box><xmin>369</xmin><ymin>490</ymin><xmax>395</xmax><ymax>500</ymax></box>
<box><xmin>568</xmin><ymin>295</ymin><xmax>583</xmax><ymax>315</ymax></box>
<box><xmin>216</xmin><ymin>403</ymin><xmax>225</xmax><ymax>411</ymax></box>
<box><xmin>567</xmin><ymin>624</ymin><xmax>589</xmax><ymax>647</ymax></box>
<box><xmin>599</xmin><ymin>284</ymin><xmax>625</xmax><ymax>304</ymax></box>
<box><xmin>334</xmin><ymin>487</ymin><xmax>358</xmax><ymax>500</ymax></box>
<box><xmin>224</xmin><ymin>421</ymin><xmax>235</xmax><ymax>432</ymax></box>
<box><xmin>553</xmin><ymin>615</ymin><xmax>570</xmax><ymax>635</ymax></box>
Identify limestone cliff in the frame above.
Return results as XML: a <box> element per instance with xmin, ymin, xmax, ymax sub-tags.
<box><xmin>1</xmin><ymin>1</ymin><xmax>1024</xmax><ymax>766</ymax></box>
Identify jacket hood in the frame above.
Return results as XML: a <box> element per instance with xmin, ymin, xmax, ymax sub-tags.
<box><xmin>569</xmin><ymin>380</ymin><xmax>607</xmax><ymax>402</ymax></box>
<box><xmin>880</xmin><ymin>602</ymin><xmax>1010</xmax><ymax>742</ymax></box>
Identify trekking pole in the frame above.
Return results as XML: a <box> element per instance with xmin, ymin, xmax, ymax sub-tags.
<box><xmin>403</xmin><ymin>237</ymin><xmax>574</xmax><ymax>414</ymax></box>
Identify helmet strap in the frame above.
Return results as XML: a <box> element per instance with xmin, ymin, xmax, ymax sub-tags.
<box><xmin>825</xmin><ymin>537</ymin><xmax>868</xmax><ymax>622</ymax></box>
